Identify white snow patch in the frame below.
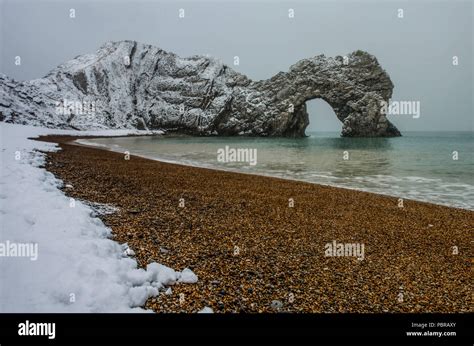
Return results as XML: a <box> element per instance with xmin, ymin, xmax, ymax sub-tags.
<box><xmin>122</xmin><ymin>243</ymin><xmax>135</xmax><ymax>257</ymax></box>
<box><xmin>198</xmin><ymin>307</ymin><xmax>214</xmax><ymax>313</ymax></box>
<box><xmin>0</xmin><ymin>123</ymin><xmax>194</xmax><ymax>312</ymax></box>
<box><xmin>178</xmin><ymin>268</ymin><xmax>199</xmax><ymax>284</ymax></box>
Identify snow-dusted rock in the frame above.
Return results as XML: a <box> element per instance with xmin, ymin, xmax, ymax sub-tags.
<box><xmin>0</xmin><ymin>41</ymin><xmax>400</xmax><ymax>137</ymax></box>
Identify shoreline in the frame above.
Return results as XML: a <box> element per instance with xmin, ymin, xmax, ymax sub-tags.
<box><xmin>38</xmin><ymin>134</ymin><xmax>473</xmax><ymax>313</ymax></box>
<box><xmin>73</xmin><ymin>135</ymin><xmax>474</xmax><ymax>212</ymax></box>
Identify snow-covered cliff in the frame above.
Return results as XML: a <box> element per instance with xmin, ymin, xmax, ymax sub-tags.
<box><xmin>0</xmin><ymin>41</ymin><xmax>400</xmax><ymax>137</ymax></box>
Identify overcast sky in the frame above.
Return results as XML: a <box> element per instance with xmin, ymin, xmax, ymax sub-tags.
<box><xmin>1</xmin><ymin>0</ymin><xmax>472</xmax><ymax>131</ymax></box>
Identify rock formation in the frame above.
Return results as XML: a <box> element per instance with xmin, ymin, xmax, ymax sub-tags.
<box><xmin>0</xmin><ymin>40</ymin><xmax>401</xmax><ymax>137</ymax></box>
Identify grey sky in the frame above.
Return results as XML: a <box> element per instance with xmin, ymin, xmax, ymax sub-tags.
<box><xmin>1</xmin><ymin>0</ymin><xmax>472</xmax><ymax>131</ymax></box>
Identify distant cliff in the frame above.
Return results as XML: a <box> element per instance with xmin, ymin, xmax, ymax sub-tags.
<box><xmin>0</xmin><ymin>40</ymin><xmax>400</xmax><ymax>137</ymax></box>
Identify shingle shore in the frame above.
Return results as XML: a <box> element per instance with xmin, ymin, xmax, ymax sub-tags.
<box><xmin>40</xmin><ymin>135</ymin><xmax>472</xmax><ymax>313</ymax></box>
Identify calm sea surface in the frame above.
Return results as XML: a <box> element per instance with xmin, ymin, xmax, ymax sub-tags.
<box><xmin>86</xmin><ymin>132</ymin><xmax>474</xmax><ymax>210</ymax></box>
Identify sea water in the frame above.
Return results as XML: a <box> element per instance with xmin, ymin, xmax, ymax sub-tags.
<box><xmin>87</xmin><ymin>132</ymin><xmax>474</xmax><ymax>210</ymax></box>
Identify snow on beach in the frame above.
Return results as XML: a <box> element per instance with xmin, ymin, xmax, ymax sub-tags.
<box><xmin>0</xmin><ymin>123</ymin><xmax>199</xmax><ymax>312</ymax></box>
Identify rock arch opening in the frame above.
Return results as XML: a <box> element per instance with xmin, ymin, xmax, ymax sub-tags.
<box><xmin>305</xmin><ymin>98</ymin><xmax>341</xmax><ymax>134</ymax></box>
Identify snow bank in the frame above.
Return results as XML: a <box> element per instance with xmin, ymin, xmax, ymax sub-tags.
<box><xmin>0</xmin><ymin>123</ymin><xmax>196</xmax><ymax>312</ymax></box>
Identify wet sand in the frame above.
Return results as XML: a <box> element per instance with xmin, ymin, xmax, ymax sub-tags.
<box><xmin>39</xmin><ymin>135</ymin><xmax>473</xmax><ymax>313</ymax></box>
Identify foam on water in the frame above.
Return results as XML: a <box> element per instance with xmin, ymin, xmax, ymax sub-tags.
<box><xmin>83</xmin><ymin>131</ymin><xmax>474</xmax><ymax>210</ymax></box>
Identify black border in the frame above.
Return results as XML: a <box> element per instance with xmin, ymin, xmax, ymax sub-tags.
<box><xmin>0</xmin><ymin>313</ymin><xmax>472</xmax><ymax>345</ymax></box>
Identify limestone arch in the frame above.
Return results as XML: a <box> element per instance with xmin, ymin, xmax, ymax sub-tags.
<box><xmin>250</xmin><ymin>50</ymin><xmax>401</xmax><ymax>137</ymax></box>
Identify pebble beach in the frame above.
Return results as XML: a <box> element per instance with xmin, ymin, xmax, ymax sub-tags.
<box><xmin>40</xmin><ymin>135</ymin><xmax>473</xmax><ymax>313</ymax></box>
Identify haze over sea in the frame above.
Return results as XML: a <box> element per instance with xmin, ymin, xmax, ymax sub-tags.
<box><xmin>87</xmin><ymin>131</ymin><xmax>474</xmax><ymax>210</ymax></box>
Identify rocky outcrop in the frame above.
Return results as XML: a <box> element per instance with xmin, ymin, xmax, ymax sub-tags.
<box><xmin>0</xmin><ymin>41</ymin><xmax>400</xmax><ymax>137</ymax></box>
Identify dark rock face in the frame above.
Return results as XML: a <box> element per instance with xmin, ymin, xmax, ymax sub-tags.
<box><xmin>0</xmin><ymin>41</ymin><xmax>400</xmax><ymax>137</ymax></box>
